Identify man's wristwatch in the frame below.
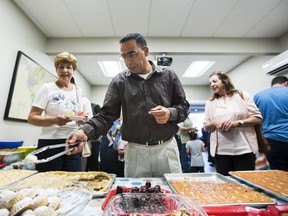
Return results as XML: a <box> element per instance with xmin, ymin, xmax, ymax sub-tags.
<box><xmin>238</xmin><ymin>120</ymin><xmax>244</xmax><ymax>127</ymax></box>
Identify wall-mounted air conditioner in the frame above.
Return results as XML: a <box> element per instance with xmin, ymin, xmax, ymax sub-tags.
<box><xmin>263</xmin><ymin>50</ymin><xmax>288</xmax><ymax>75</ymax></box>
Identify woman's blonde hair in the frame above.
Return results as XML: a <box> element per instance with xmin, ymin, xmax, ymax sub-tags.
<box><xmin>209</xmin><ymin>71</ymin><xmax>238</xmax><ymax>100</ymax></box>
<box><xmin>54</xmin><ymin>52</ymin><xmax>78</xmax><ymax>70</ymax></box>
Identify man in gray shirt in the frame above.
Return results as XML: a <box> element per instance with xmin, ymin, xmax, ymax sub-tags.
<box><xmin>67</xmin><ymin>33</ymin><xmax>189</xmax><ymax>177</ymax></box>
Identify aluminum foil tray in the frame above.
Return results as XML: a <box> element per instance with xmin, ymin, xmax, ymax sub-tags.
<box><xmin>93</xmin><ymin>173</ymin><xmax>116</xmax><ymax>198</ymax></box>
<box><xmin>0</xmin><ymin>169</ymin><xmax>38</xmax><ymax>189</ymax></box>
<box><xmin>164</xmin><ymin>172</ymin><xmax>276</xmax><ymax>207</ymax></box>
<box><xmin>164</xmin><ymin>172</ymin><xmax>234</xmax><ymax>185</ymax></box>
<box><xmin>229</xmin><ymin>170</ymin><xmax>288</xmax><ymax>202</ymax></box>
<box><xmin>6</xmin><ymin>171</ymin><xmax>115</xmax><ymax>198</ymax></box>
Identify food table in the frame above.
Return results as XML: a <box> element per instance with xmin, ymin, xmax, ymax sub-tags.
<box><xmin>79</xmin><ymin>175</ymin><xmax>288</xmax><ymax>216</ymax></box>
<box><xmin>0</xmin><ymin>171</ymin><xmax>287</xmax><ymax>215</ymax></box>
<box><xmin>80</xmin><ymin>177</ymin><xmax>170</xmax><ymax>215</ymax></box>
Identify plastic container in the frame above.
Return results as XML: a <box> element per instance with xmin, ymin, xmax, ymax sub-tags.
<box><xmin>103</xmin><ymin>193</ymin><xmax>207</xmax><ymax>216</ymax></box>
<box><xmin>0</xmin><ymin>151</ymin><xmax>22</xmax><ymax>168</ymax></box>
<box><xmin>267</xmin><ymin>204</ymin><xmax>288</xmax><ymax>215</ymax></box>
<box><xmin>0</xmin><ymin>140</ymin><xmax>23</xmax><ymax>149</ymax></box>
<box><xmin>203</xmin><ymin>206</ymin><xmax>272</xmax><ymax>216</ymax></box>
<box><xmin>17</xmin><ymin>146</ymin><xmax>37</xmax><ymax>158</ymax></box>
<box><xmin>102</xmin><ymin>187</ymin><xmax>170</xmax><ymax>210</ymax></box>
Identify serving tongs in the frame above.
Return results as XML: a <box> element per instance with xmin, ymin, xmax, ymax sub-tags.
<box><xmin>12</xmin><ymin>142</ymin><xmax>82</xmax><ymax>169</ymax></box>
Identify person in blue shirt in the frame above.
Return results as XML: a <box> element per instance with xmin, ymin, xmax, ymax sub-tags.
<box><xmin>110</xmin><ymin>115</ymin><xmax>125</xmax><ymax>177</ymax></box>
<box><xmin>253</xmin><ymin>76</ymin><xmax>288</xmax><ymax>171</ymax></box>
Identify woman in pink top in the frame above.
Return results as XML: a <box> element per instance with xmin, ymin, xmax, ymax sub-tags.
<box><xmin>203</xmin><ymin>71</ymin><xmax>262</xmax><ymax>176</ymax></box>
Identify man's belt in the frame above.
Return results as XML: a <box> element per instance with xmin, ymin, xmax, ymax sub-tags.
<box><xmin>138</xmin><ymin>137</ymin><xmax>172</xmax><ymax>146</ymax></box>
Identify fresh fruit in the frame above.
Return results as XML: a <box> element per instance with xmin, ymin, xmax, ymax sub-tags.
<box><xmin>76</xmin><ymin>111</ymin><xmax>88</xmax><ymax>117</ymax></box>
<box><xmin>65</xmin><ymin>111</ymin><xmax>75</xmax><ymax>117</ymax></box>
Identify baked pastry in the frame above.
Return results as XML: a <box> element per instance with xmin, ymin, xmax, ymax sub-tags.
<box><xmin>47</xmin><ymin>197</ymin><xmax>61</xmax><ymax>211</ymax></box>
<box><xmin>34</xmin><ymin>206</ymin><xmax>55</xmax><ymax>216</ymax></box>
<box><xmin>10</xmin><ymin>197</ymin><xmax>33</xmax><ymax>216</ymax></box>
<box><xmin>0</xmin><ymin>170</ymin><xmax>36</xmax><ymax>188</ymax></box>
<box><xmin>7</xmin><ymin>171</ymin><xmax>113</xmax><ymax>194</ymax></box>
<box><xmin>32</xmin><ymin>195</ymin><xmax>48</xmax><ymax>210</ymax></box>
<box><xmin>169</xmin><ymin>180</ymin><xmax>274</xmax><ymax>205</ymax></box>
<box><xmin>230</xmin><ymin>170</ymin><xmax>288</xmax><ymax>198</ymax></box>
<box><xmin>0</xmin><ymin>208</ymin><xmax>10</xmax><ymax>216</ymax></box>
<box><xmin>0</xmin><ymin>190</ymin><xmax>16</xmax><ymax>209</ymax></box>
<box><xmin>20</xmin><ymin>209</ymin><xmax>36</xmax><ymax>216</ymax></box>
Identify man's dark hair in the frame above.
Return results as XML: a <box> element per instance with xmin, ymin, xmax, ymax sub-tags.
<box><xmin>271</xmin><ymin>76</ymin><xmax>288</xmax><ymax>86</ymax></box>
<box><xmin>119</xmin><ymin>33</ymin><xmax>147</xmax><ymax>49</ymax></box>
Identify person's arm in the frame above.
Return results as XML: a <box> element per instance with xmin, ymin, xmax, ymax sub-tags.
<box><xmin>186</xmin><ymin>145</ymin><xmax>190</xmax><ymax>154</ymax></box>
<box><xmin>80</xmin><ymin>81</ymin><xmax>121</xmax><ymax>140</ymax></box>
<box><xmin>201</xmin><ymin>143</ymin><xmax>206</xmax><ymax>152</ymax></box>
<box><xmin>219</xmin><ymin>91</ymin><xmax>263</xmax><ymax>131</ymax></box>
<box><xmin>118</xmin><ymin>139</ymin><xmax>127</xmax><ymax>156</ymax></box>
<box><xmin>205</xmin><ymin>116</ymin><xmax>262</xmax><ymax>132</ymax></box>
<box><xmin>118</xmin><ymin>149</ymin><xmax>125</xmax><ymax>156</ymax></box>
<box><xmin>230</xmin><ymin>116</ymin><xmax>262</xmax><ymax>128</ymax></box>
<box><xmin>149</xmin><ymin>70</ymin><xmax>189</xmax><ymax>125</ymax></box>
<box><xmin>28</xmin><ymin>106</ymin><xmax>70</xmax><ymax>126</ymax></box>
<box><xmin>82</xmin><ymin>97</ymin><xmax>93</xmax><ymax>118</ymax></box>
<box><xmin>66</xmin><ymin>129</ymin><xmax>87</xmax><ymax>154</ymax></box>
<box><xmin>179</xmin><ymin>125</ymin><xmax>197</xmax><ymax>133</ymax></box>
<box><xmin>112</xmin><ymin>124</ymin><xmax>121</xmax><ymax>137</ymax></box>
<box><xmin>204</xmin><ymin>121</ymin><xmax>219</xmax><ymax>132</ymax></box>
<box><xmin>203</xmin><ymin>100</ymin><xmax>218</xmax><ymax>132</ymax></box>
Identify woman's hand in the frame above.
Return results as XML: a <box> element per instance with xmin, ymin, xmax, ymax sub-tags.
<box><xmin>220</xmin><ymin>120</ymin><xmax>234</xmax><ymax>131</ymax></box>
<box><xmin>219</xmin><ymin>120</ymin><xmax>240</xmax><ymax>131</ymax></box>
<box><xmin>56</xmin><ymin>116</ymin><xmax>71</xmax><ymax>126</ymax></box>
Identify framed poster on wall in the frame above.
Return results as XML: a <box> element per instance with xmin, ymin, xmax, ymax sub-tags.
<box><xmin>4</xmin><ymin>51</ymin><xmax>57</xmax><ymax>122</ymax></box>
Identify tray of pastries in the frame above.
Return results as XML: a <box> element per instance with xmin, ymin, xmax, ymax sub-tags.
<box><xmin>0</xmin><ymin>186</ymin><xmax>93</xmax><ymax>216</ymax></box>
<box><xmin>6</xmin><ymin>171</ymin><xmax>115</xmax><ymax>197</ymax></box>
<box><xmin>229</xmin><ymin>170</ymin><xmax>288</xmax><ymax>202</ymax></box>
<box><xmin>164</xmin><ymin>173</ymin><xmax>275</xmax><ymax>207</ymax></box>
<box><xmin>0</xmin><ymin>169</ymin><xmax>37</xmax><ymax>189</ymax></box>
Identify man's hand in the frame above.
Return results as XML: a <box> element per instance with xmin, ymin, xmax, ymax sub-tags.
<box><xmin>66</xmin><ymin>129</ymin><xmax>87</xmax><ymax>154</ymax></box>
<box><xmin>148</xmin><ymin>105</ymin><xmax>170</xmax><ymax>124</ymax></box>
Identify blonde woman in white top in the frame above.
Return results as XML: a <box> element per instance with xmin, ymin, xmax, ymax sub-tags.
<box><xmin>28</xmin><ymin>52</ymin><xmax>92</xmax><ymax>172</ymax></box>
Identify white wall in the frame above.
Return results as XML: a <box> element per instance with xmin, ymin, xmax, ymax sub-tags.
<box><xmin>0</xmin><ymin>0</ymin><xmax>48</xmax><ymax>146</ymax></box>
<box><xmin>229</xmin><ymin>31</ymin><xmax>288</xmax><ymax>97</ymax></box>
<box><xmin>229</xmin><ymin>56</ymin><xmax>275</xmax><ymax>97</ymax></box>
<box><xmin>0</xmin><ymin>1</ymin><xmax>91</xmax><ymax>146</ymax></box>
<box><xmin>90</xmin><ymin>86</ymin><xmax>108</xmax><ymax>107</ymax></box>
<box><xmin>279</xmin><ymin>31</ymin><xmax>288</xmax><ymax>50</ymax></box>
<box><xmin>184</xmin><ymin>85</ymin><xmax>210</xmax><ymax>103</ymax></box>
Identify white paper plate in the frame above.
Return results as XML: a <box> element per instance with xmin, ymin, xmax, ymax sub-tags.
<box><xmin>69</xmin><ymin>116</ymin><xmax>86</xmax><ymax>121</ymax></box>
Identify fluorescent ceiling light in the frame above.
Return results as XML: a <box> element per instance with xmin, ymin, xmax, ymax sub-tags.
<box><xmin>182</xmin><ymin>61</ymin><xmax>215</xmax><ymax>77</ymax></box>
<box><xmin>98</xmin><ymin>61</ymin><xmax>124</xmax><ymax>77</ymax></box>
